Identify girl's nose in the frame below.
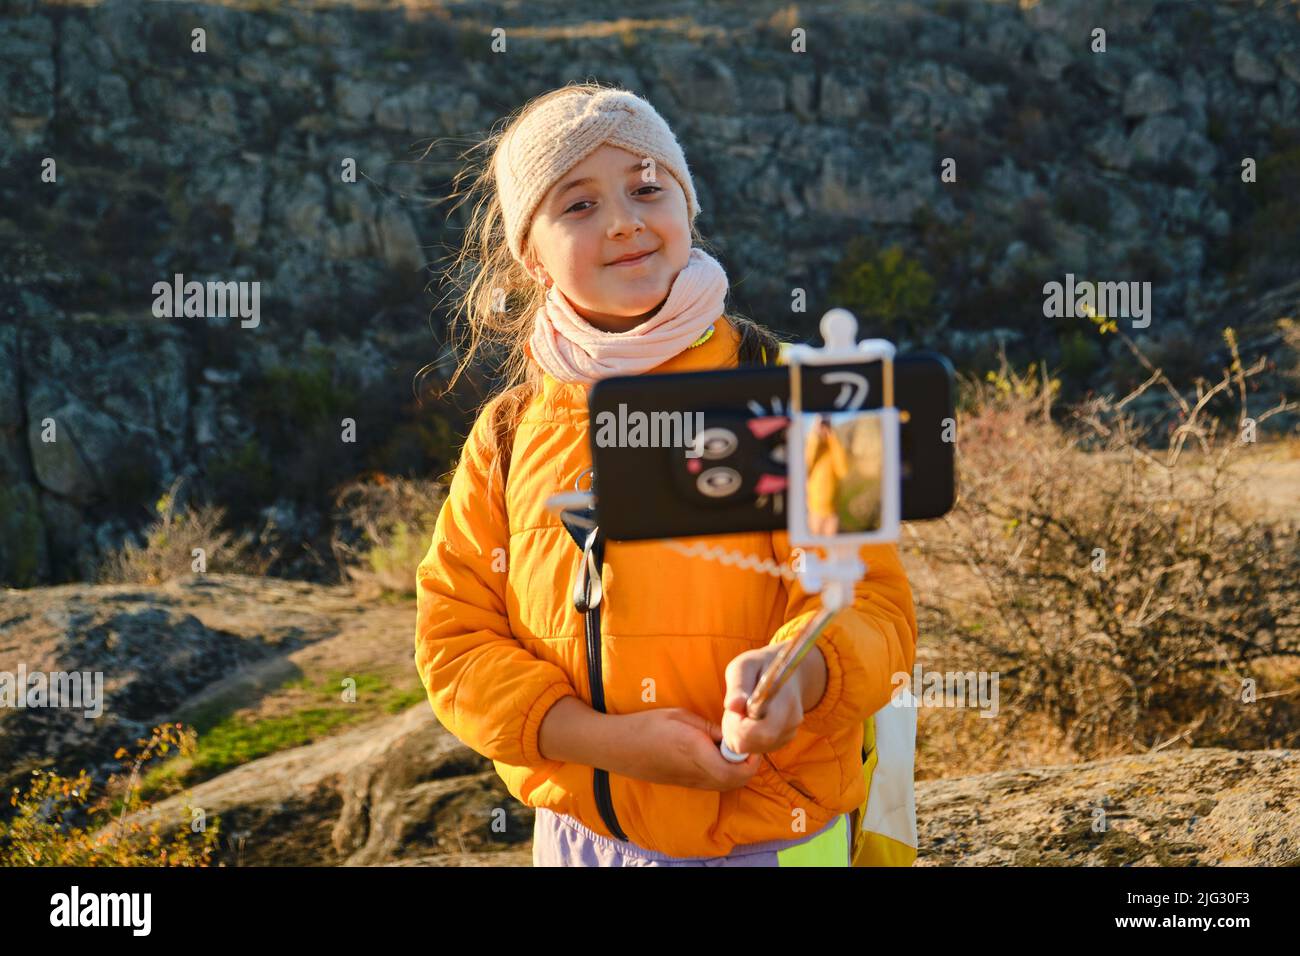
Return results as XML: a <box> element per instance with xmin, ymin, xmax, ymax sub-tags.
<box><xmin>606</xmin><ymin>199</ymin><xmax>645</xmax><ymax>239</ymax></box>
<box><xmin>607</xmin><ymin>219</ymin><xmax>643</xmax><ymax>240</ymax></box>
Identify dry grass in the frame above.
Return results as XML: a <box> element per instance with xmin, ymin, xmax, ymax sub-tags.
<box><xmin>905</xmin><ymin>327</ymin><xmax>1299</xmax><ymax>778</ymax></box>
<box><xmin>98</xmin><ymin>477</ymin><xmax>279</xmax><ymax>585</ymax></box>
<box><xmin>330</xmin><ymin>474</ymin><xmax>446</xmax><ymax>599</ymax></box>
<box><xmin>1</xmin><ymin>724</ymin><xmax>219</xmax><ymax>866</ymax></box>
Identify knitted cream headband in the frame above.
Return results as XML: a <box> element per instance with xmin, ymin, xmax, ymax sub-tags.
<box><xmin>494</xmin><ymin>88</ymin><xmax>700</xmax><ymax>265</ymax></box>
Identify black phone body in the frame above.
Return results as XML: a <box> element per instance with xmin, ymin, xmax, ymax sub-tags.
<box><xmin>588</xmin><ymin>352</ymin><xmax>956</xmax><ymax>542</ymax></box>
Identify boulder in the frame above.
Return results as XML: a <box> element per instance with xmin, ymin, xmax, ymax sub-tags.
<box><xmin>917</xmin><ymin>748</ymin><xmax>1300</xmax><ymax>866</ymax></box>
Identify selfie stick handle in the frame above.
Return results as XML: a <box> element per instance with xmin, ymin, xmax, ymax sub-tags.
<box><xmin>721</xmin><ymin>310</ymin><xmax>879</xmax><ymax>763</ymax></box>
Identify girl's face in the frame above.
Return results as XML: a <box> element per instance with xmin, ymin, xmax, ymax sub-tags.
<box><xmin>524</xmin><ymin>143</ymin><xmax>692</xmax><ymax>333</ymax></box>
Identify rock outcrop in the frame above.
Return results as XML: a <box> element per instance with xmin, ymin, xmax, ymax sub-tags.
<box><xmin>0</xmin><ymin>572</ymin><xmax>402</xmax><ymax>795</ymax></box>
<box><xmin>916</xmin><ymin>748</ymin><xmax>1300</xmax><ymax>867</ymax></box>
<box><xmin>4</xmin><ymin>571</ymin><xmax>1296</xmax><ymax>865</ymax></box>
<box><xmin>135</xmin><ymin>704</ymin><xmax>532</xmax><ymax>867</ymax></box>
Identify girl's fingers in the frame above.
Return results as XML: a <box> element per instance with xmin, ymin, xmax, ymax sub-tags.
<box><xmin>736</xmin><ymin>703</ymin><xmax>802</xmax><ymax>754</ymax></box>
<box><xmin>689</xmin><ymin>713</ymin><xmax>724</xmax><ymax>743</ymax></box>
<box><xmin>725</xmin><ymin>651</ymin><xmax>768</xmax><ymax>698</ymax></box>
<box><xmin>706</xmin><ymin>747</ymin><xmax>759</xmax><ymax>786</ymax></box>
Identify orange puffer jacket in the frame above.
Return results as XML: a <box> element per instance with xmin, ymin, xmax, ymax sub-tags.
<box><xmin>414</xmin><ymin>315</ymin><xmax>918</xmax><ymax>858</ymax></box>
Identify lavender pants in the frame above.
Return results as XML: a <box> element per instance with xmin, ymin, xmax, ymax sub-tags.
<box><xmin>532</xmin><ymin>807</ymin><xmax>852</xmax><ymax>867</ymax></box>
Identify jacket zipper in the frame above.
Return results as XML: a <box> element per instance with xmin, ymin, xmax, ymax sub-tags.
<box><xmin>582</xmin><ymin>528</ymin><xmax>628</xmax><ymax>842</ymax></box>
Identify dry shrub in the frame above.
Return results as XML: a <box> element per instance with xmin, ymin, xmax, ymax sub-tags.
<box><xmin>331</xmin><ymin>474</ymin><xmax>447</xmax><ymax>599</ymax></box>
<box><xmin>98</xmin><ymin>477</ymin><xmax>278</xmax><ymax>584</ymax></box>
<box><xmin>912</xmin><ymin>327</ymin><xmax>1299</xmax><ymax>763</ymax></box>
<box><xmin>0</xmin><ymin>723</ymin><xmax>219</xmax><ymax>866</ymax></box>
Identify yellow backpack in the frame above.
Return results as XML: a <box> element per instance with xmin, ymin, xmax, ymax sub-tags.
<box><xmin>849</xmin><ymin>697</ymin><xmax>919</xmax><ymax>866</ymax></box>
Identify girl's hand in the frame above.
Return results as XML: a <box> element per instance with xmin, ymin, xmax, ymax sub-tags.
<box><xmin>608</xmin><ymin>709</ymin><xmax>760</xmax><ymax>790</ymax></box>
<box><xmin>720</xmin><ymin>645</ymin><xmax>817</xmax><ymax>756</ymax></box>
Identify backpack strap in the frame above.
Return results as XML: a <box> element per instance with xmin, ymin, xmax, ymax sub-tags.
<box><xmin>557</xmin><ymin>500</ymin><xmax>629</xmax><ymax>842</ymax></box>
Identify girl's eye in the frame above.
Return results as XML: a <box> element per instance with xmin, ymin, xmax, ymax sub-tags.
<box><xmin>563</xmin><ymin>186</ymin><xmax>661</xmax><ymax>215</ymax></box>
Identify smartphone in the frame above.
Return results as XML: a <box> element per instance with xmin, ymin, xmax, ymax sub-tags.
<box><xmin>587</xmin><ymin>351</ymin><xmax>956</xmax><ymax>542</ymax></box>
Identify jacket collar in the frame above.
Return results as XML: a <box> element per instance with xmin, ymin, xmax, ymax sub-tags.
<box><xmin>538</xmin><ymin>314</ymin><xmax>739</xmax><ymax>409</ymax></box>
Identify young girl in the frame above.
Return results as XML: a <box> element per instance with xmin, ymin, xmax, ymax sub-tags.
<box><xmin>415</xmin><ymin>82</ymin><xmax>918</xmax><ymax>866</ymax></box>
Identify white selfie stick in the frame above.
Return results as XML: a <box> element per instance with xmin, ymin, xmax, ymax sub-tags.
<box><xmin>719</xmin><ymin>310</ymin><xmax>900</xmax><ymax>762</ymax></box>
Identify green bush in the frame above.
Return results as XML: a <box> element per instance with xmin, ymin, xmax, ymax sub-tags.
<box><xmin>234</xmin><ymin>349</ymin><xmax>363</xmax><ymax>506</ymax></box>
<box><xmin>205</xmin><ymin>437</ymin><xmax>277</xmax><ymax>526</ymax></box>
<box><xmin>370</xmin><ymin>414</ymin><xmax>457</xmax><ymax>478</ymax></box>
<box><xmin>1238</xmin><ymin>140</ymin><xmax>1300</xmax><ymax>290</ymax></box>
<box><xmin>256</xmin><ymin>356</ymin><xmax>359</xmax><ymax>433</ymax></box>
<box><xmin>829</xmin><ymin>238</ymin><xmax>937</xmax><ymax>339</ymax></box>
<box><xmin>1058</xmin><ymin>328</ymin><xmax>1102</xmax><ymax>382</ymax></box>
<box><xmin>0</xmin><ymin>484</ymin><xmax>45</xmax><ymax>588</ymax></box>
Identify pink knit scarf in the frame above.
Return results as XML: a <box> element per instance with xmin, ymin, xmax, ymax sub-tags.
<box><xmin>528</xmin><ymin>247</ymin><xmax>728</xmax><ymax>385</ymax></box>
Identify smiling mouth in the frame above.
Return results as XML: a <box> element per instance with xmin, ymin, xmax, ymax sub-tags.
<box><xmin>608</xmin><ymin>250</ymin><xmax>657</xmax><ymax>267</ymax></box>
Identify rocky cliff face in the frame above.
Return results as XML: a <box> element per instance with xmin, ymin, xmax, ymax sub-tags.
<box><xmin>2</xmin><ymin>0</ymin><xmax>1298</xmax><ymax>585</ymax></box>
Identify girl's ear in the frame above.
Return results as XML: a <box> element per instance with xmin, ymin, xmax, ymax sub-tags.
<box><xmin>529</xmin><ymin>261</ymin><xmax>553</xmax><ymax>289</ymax></box>
<box><xmin>520</xmin><ymin>249</ymin><xmax>551</xmax><ymax>288</ymax></box>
